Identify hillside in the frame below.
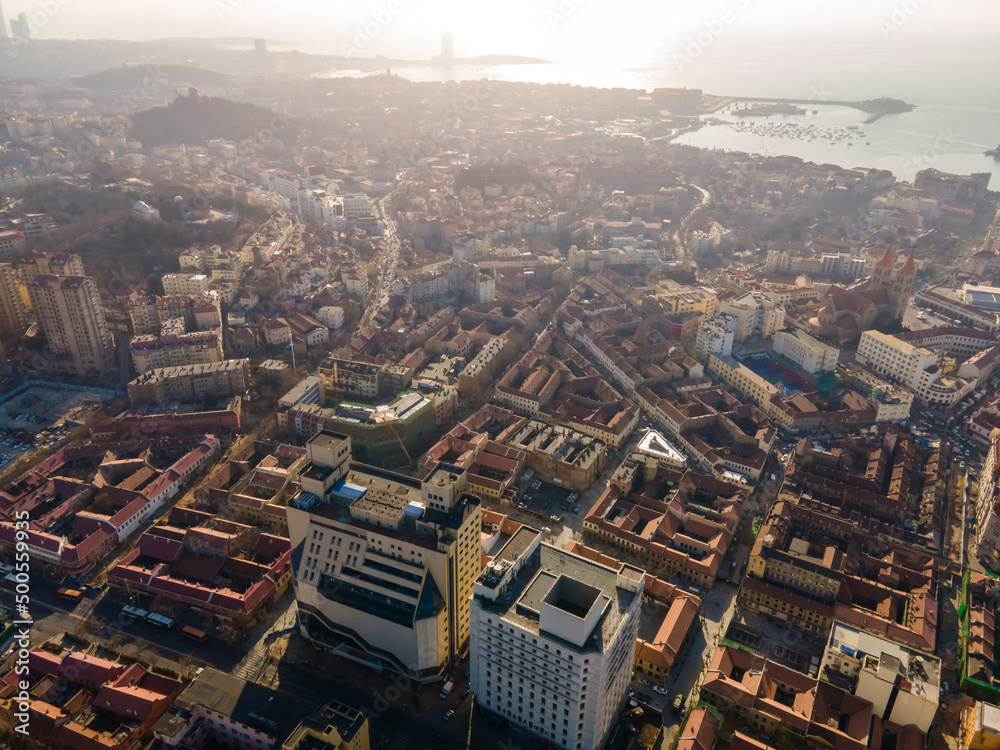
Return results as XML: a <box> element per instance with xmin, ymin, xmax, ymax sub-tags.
<box><xmin>73</xmin><ymin>64</ymin><xmax>234</xmax><ymax>94</ymax></box>
<box><xmin>130</xmin><ymin>93</ymin><xmax>286</xmax><ymax>147</ymax></box>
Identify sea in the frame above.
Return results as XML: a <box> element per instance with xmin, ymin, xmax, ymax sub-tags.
<box><xmin>302</xmin><ymin>41</ymin><xmax>1000</xmax><ymax>184</ymax></box>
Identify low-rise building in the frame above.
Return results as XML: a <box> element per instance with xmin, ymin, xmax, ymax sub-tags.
<box><xmin>740</xmin><ymin>502</ymin><xmax>846</xmax><ymax>633</ymax></box>
<box><xmin>318</xmin><ymin>305</ymin><xmax>345</xmax><ymax>330</ymax></box>
<box><xmin>108</xmin><ymin>506</ymin><xmax>292</xmax><ymax>624</ymax></box>
<box><xmin>821</xmin><ymin>620</ymin><xmax>940</xmax><ymax>733</ymax></box>
<box><xmin>162</xmin><ymin>272</ymin><xmax>211</xmax><ymax>297</ymax></box>
<box><xmin>701</xmin><ymin>646</ymin><xmax>873</xmax><ymax>750</ymax></box>
<box><xmin>977</xmin><ymin>429</ymin><xmax>1000</xmax><ymax>572</ymax></box>
<box><xmin>772</xmin><ymin>328</ymin><xmax>839</xmax><ymax>373</ymax></box>
<box><xmin>128</xmin><ymin>359</ymin><xmax>250</xmax><ymax>407</ymax></box>
<box><xmin>585</xmin><ymin>469</ymin><xmax>748</xmax><ymax>588</ymax></box>
<box><xmin>7</xmin><ymin>648</ymin><xmax>183</xmax><ymax>750</ymax></box>
<box><xmin>857</xmin><ymin>327</ymin><xmax>1000</xmax><ymax>406</ymax></box>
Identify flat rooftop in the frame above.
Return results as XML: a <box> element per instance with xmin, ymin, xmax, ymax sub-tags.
<box><xmin>824</xmin><ymin>619</ymin><xmax>940</xmax><ymax>698</ymax></box>
<box><xmin>478</xmin><ymin>537</ymin><xmax>637</xmax><ymax>654</ymax></box>
<box><xmin>638</xmin><ymin>430</ymin><xmax>686</xmax><ymax>465</ymax></box>
<box><xmin>154</xmin><ymin>667</ymin><xmax>309</xmax><ymax>741</ymax></box>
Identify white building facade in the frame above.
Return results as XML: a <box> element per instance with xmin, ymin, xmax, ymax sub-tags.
<box><xmin>470</xmin><ymin>529</ymin><xmax>643</xmax><ymax>750</ymax></box>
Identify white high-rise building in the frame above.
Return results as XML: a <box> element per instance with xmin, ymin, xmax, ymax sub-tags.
<box><xmin>470</xmin><ymin>527</ymin><xmax>643</xmax><ymax>750</ymax></box>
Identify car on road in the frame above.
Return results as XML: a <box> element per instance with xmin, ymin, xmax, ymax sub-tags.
<box><xmin>653</xmin><ymin>686</ymin><xmax>669</xmax><ymax>695</ymax></box>
<box><xmin>452</xmin><ymin>698</ymin><xmax>462</xmax><ymax>709</ymax></box>
<box><xmin>443</xmin><ymin>709</ymin><xmax>454</xmax><ymax>721</ymax></box>
<box><xmin>672</xmin><ymin>694</ymin><xmax>685</xmax><ymax>713</ymax></box>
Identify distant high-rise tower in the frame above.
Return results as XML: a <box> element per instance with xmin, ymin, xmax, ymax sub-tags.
<box><xmin>254</xmin><ymin>38</ymin><xmax>267</xmax><ymax>55</ymax></box>
<box><xmin>441</xmin><ymin>31</ymin><xmax>454</xmax><ymax>61</ymax></box>
<box><xmin>0</xmin><ymin>0</ymin><xmax>8</xmax><ymax>39</ymax></box>
<box><xmin>10</xmin><ymin>11</ymin><xmax>28</xmax><ymax>42</ymax></box>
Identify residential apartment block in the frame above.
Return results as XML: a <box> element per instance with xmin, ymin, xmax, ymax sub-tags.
<box><xmin>0</xmin><ymin>262</ymin><xmax>28</xmax><ymax>345</ymax></box>
<box><xmin>695</xmin><ymin>313</ymin><xmax>736</xmax><ymax>359</ymax></box>
<box><xmin>721</xmin><ymin>291</ymin><xmax>785</xmax><ymax>341</ymax></box>
<box><xmin>130</xmin><ymin>318</ymin><xmax>223</xmax><ymax>374</ymax></box>
<box><xmin>162</xmin><ymin>272</ymin><xmax>212</xmax><ymax>297</ymax></box>
<box><xmin>740</xmin><ymin>501</ymin><xmax>846</xmax><ymax>633</ymax></box>
<box><xmin>28</xmin><ymin>273</ymin><xmax>116</xmax><ymax>376</ymax></box>
<box><xmin>821</xmin><ymin>620</ymin><xmax>940</xmax><ymax>733</ymax></box>
<box><xmin>701</xmin><ymin>646</ymin><xmax>873</xmax><ymax>750</ymax></box>
<box><xmin>128</xmin><ymin>359</ymin><xmax>250</xmax><ymax>407</ymax></box>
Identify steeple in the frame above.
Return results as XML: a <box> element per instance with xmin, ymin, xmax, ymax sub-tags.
<box><xmin>901</xmin><ymin>252</ymin><xmax>916</xmax><ymax>276</ymax></box>
<box><xmin>878</xmin><ymin>241</ymin><xmax>894</xmax><ymax>268</ymax></box>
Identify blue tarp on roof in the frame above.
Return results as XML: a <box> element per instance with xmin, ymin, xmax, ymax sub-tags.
<box><xmin>331</xmin><ymin>480</ymin><xmax>366</xmax><ymax>501</ymax></box>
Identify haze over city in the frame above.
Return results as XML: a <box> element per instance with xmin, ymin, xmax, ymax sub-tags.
<box><xmin>0</xmin><ymin>3</ymin><xmax>999</xmax><ymax>750</ymax></box>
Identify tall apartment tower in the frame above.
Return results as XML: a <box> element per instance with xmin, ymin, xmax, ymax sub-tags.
<box><xmin>440</xmin><ymin>31</ymin><xmax>454</xmax><ymax>61</ymax></box>
<box><xmin>19</xmin><ymin>251</ymin><xmax>88</xmax><ymax>312</ymax></box>
<box><xmin>28</xmin><ymin>275</ymin><xmax>115</xmax><ymax>376</ymax></box>
<box><xmin>470</xmin><ymin>528</ymin><xmax>644</xmax><ymax>750</ymax></box>
<box><xmin>286</xmin><ymin>430</ymin><xmax>482</xmax><ymax>681</ymax></box>
<box><xmin>0</xmin><ymin>263</ymin><xmax>28</xmax><ymax>345</ymax></box>
<box><xmin>0</xmin><ymin>0</ymin><xmax>8</xmax><ymax>39</ymax></box>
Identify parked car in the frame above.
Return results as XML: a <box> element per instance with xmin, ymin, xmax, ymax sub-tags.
<box><xmin>443</xmin><ymin>709</ymin><xmax>455</xmax><ymax>721</ymax></box>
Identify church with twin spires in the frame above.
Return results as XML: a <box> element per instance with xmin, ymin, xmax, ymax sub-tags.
<box><xmin>808</xmin><ymin>243</ymin><xmax>916</xmax><ymax>341</ymax></box>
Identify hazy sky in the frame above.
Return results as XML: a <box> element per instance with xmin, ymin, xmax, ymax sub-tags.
<box><xmin>4</xmin><ymin>0</ymin><xmax>998</xmax><ymax>61</ymax></box>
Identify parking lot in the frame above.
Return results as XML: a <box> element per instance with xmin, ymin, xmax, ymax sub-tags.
<box><xmin>514</xmin><ymin>476</ymin><xmax>582</xmax><ymax>529</ymax></box>
<box><xmin>0</xmin><ymin>386</ymin><xmax>107</xmax><ymax>466</ymax></box>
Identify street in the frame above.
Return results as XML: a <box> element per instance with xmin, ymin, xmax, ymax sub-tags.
<box><xmin>361</xmin><ymin>197</ymin><xmax>400</xmax><ymax>329</ymax></box>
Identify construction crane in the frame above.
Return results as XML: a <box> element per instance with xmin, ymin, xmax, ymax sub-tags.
<box><xmin>384</xmin><ymin>418</ymin><xmax>413</xmax><ymax>471</ymax></box>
